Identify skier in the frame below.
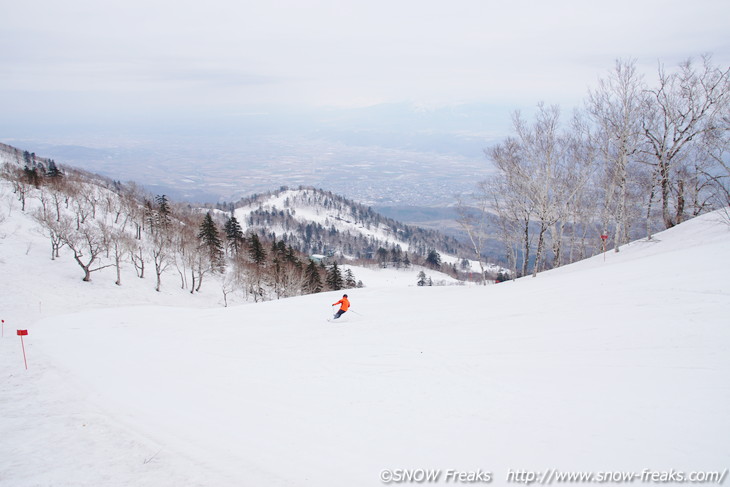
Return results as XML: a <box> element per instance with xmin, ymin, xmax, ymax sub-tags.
<box><xmin>331</xmin><ymin>294</ymin><xmax>350</xmax><ymax>319</ymax></box>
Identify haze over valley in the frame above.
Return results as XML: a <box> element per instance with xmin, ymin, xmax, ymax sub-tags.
<box><xmin>4</xmin><ymin>103</ymin><xmax>503</xmax><ymax>207</ymax></box>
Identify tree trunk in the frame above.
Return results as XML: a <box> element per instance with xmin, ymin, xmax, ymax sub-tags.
<box><xmin>646</xmin><ymin>177</ymin><xmax>657</xmax><ymax>240</ymax></box>
<box><xmin>551</xmin><ymin>221</ymin><xmax>564</xmax><ymax>268</ymax></box>
<box><xmin>533</xmin><ymin>223</ymin><xmax>548</xmax><ymax>277</ymax></box>
<box><xmin>196</xmin><ymin>272</ymin><xmax>204</xmax><ymax>292</ymax></box>
<box><xmin>614</xmin><ymin>167</ymin><xmax>627</xmax><ymax>252</ymax></box>
<box><xmin>675</xmin><ymin>179</ymin><xmax>685</xmax><ymax>225</ymax></box>
<box><xmin>521</xmin><ymin>219</ymin><xmax>530</xmax><ymax>277</ymax></box>
<box><xmin>115</xmin><ymin>256</ymin><xmax>122</xmax><ymax>286</ymax></box>
<box><xmin>660</xmin><ymin>161</ymin><xmax>674</xmax><ymax>228</ymax></box>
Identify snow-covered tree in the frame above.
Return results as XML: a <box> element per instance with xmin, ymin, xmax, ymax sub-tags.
<box><xmin>642</xmin><ymin>55</ymin><xmax>730</xmax><ymax>229</ymax></box>
<box><xmin>344</xmin><ymin>268</ymin><xmax>357</xmax><ymax>288</ymax></box>
<box><xmin>587</xmin><ymin>58</ymin><xmax>646</xmax><ymax>251</ymax></box>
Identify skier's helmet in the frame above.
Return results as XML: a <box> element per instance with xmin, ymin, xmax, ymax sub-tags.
<box><xmin>343</xmin><ymin>294</ymin><xmax>348</xmax><ymax>297</ymax></box>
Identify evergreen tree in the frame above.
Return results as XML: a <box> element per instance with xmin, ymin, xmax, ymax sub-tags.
<box><xmin>391</xmin><ymin>247</ymin><xmax>402</xmax><ymax>268</ymax></box>
<box><xmin>285</xmin><ymin>244</ymin><xmax>299</xmax><ymax>266</ymax></box>
<box><xmin>304</xmin><ymin>259</ymin><xmax>323</xmax><ymax>294</ymax></box>
<box><xmin>326</xmin><ymin>262</ymin><xmax>343</xmax><ymax>290</ymax></box>
<box><xmin>224</xmin><ymin>215</ymin><xmax>245</xmax><ymax>255</ymax></box>
<box><xmin>198</xmin><ymin>212</ymin><xmax>224</xmax><ymax>271</ymax></box>
<box><xmin>403</xmin><ymin>253</ymin><xmax>411</xmax><ymax>268</ymax></box>
<box><xmin>23</xmin><ymin>165</ymin><xmax>40</xmax><ymax>187</ymax></box>
<box><xmin>248</xmin><ymin>233</ymin><xmax>267</xmax><ymax>266</ymax></box>
<box><xmin>46</xmin><ymin>160</ymin><xmax>62</xmax><ymax>179</ymax></box>
<box><xmin>376</xmin><ymin>247</ymin><xmax>389</xmax><ymax>266</ymax></box>
<box><xmin>344</xmin><ymin>268</ymin><xmax>357</xmax><ymax>288</ymax></box>
<box><xmin>155</xmin><ymin>195</ymin><xmax>171</xmax><ymax>230</ymax></box>
<box><xmin>426</xmin><ymin>249</ymin><xmax>442</xmax><ymax>269</ymax></box>
<box><xmin>273</xmin><ymin>240</ymin><xmax>287</xmax><ymax>259</ymax></box>
<box><xmin>417</xmin><ymin>270</ymin><xmax>427</xmax><ymax>286</ymax></box>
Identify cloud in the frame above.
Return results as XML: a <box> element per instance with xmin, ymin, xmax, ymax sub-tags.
<box><xmin>1</xmin><ymin>0</ymin><xmax>729</xmax><ymax>123</ymax></box>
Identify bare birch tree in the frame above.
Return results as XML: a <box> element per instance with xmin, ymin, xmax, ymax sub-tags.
<box><xmin>482</xmin><ymin>175</ymin><xmax>523</xmax><ymax>279</ymax></box>
<box><xmin>511</xmin><ymin>103</ymin><xmax>567</xmax><ymax>276</ymax></box>
<box><xmin>106</xmin><ymin>224</ymin><xmax>134</xmax><ymax>286</ymax></box>
<box><xmin>642</xmin><ymin>55</ymin><xmax>730</xmax><ymax>229</ymax></box>
<box><xmin>588</xmin><ymin>58</ymin><xmax>646</xmax><ymax>251</ymax></box>
<box><xmin>61</xmin><ymin>219</ymin><xmax>113</xmax><ymax>282</ymax></box>
<box><xmin>32</xmin><ymin>210</ymin><xmax>67</xmax><ymax>260</ymax></box>
<box><xmin>545</xmin><ymin>112</ymin><xmax>596</xmax><ymax>267</ymax></box>
<box><xmin>455</xmin><ymin>188</ymin><xmax>490</xmax><ymax>284</ymax></box>
<box><xmin>487</xmin><ymin>136</ymin><xmax>535</xmax><ymax>277</ymax></box>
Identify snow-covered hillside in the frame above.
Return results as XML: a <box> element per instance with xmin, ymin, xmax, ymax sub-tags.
<box><xmin>234</xmin><ymin>188</ymin><xmax>415</xmax><ymax>252</ymax></box>
<box><xmin>0</xmin><ymin>177</ymin><xmax>462</xmax><ymax>323</ymax></box>
<box><xmin>2</xmin><ymin>195</ymin><xmax>728</xmax><ymax>486</ymax></box>
<box><xmin>228</xmin><ymin>187</ymin><xmax>498</xmax><ymax>274</ymax></box>
<box><xmin>1</xmin><ymin>142</ymin><xmax>503</xmax><ymax>300</ymax></box>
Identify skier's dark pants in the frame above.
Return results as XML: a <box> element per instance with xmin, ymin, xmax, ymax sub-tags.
<box><xmin>334</xmin><ymin>309</ymin><xmax>346</xmax><ymax>319</ymax></box>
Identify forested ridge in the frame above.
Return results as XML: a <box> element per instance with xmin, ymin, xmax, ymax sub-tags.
<box><xmin>206</xmin><ymin>186</ymin><xmax>471</xmax><ymax>261</ymax></box>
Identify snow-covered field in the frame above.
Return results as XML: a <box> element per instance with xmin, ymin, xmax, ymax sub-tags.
<box><xmin>1</xmin><ymin>202</ymin><xmax>729</xmax><ymax>485</ymax></box>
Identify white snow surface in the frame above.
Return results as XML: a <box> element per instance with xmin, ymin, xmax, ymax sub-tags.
<box><xmin>1</xmin><ymin>202</ymin><xmax>730</xmax><ymax>485</ymax></box>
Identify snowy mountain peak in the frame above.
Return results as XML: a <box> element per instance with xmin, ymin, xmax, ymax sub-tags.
<box><xmin>218</xmin><ymin>186</ymin><xmax>480</xmax><ymax>269</ymax></box>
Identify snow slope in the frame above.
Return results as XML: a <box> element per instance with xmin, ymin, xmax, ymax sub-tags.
<box><xmin>1</xmin><ymin>210</ymin><xmax>729</xmax><ymax>486</ymax></box>
<box><xmin>230</xmin><ymin>187</ymin><xmax>496</xmax><ymax>273</ymax></box>
<box><xmin>0</xmin><ymin>177</ymin><xmax>459</xmax><ymax>326</ymax></box>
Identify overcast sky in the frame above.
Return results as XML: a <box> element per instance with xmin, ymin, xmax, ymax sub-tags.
<box><xmin>2</xmin><ymin>0</ymin><xmax>729</xmax><ymax>134</ymax></box>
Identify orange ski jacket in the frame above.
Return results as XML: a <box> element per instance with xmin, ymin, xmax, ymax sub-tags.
<box><xmin>333</xmin><ymin>297</ymin><xmax>350</xmax><ymax>311</ymax></box>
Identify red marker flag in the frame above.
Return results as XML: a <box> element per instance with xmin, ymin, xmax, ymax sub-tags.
<box><xmin>17</xmin><ymin>330</ymin><xmax>29</xmax><ymax>369</ymax></box>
